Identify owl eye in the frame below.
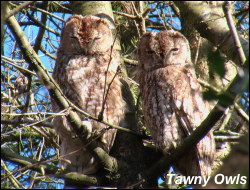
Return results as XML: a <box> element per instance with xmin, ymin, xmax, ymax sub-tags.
<box><xmin>94</xmin><ymin>37</ymin><xmax>101</xmax><ymax>40</ymax></box>
<box><xmin>147</xmin><ymin>50</ymin><xmax>155</xmax><ymax>55</ymax></box>
<box><xmin>171</xmin><ymin>48</ymin><xmax>179</xmax><ymax>52</ymax></box>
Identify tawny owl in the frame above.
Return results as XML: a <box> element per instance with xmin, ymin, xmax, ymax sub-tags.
<box><xmin>137</xmin><ymin>30</ymin><xmax>215</xmax><ymax>177</ymax></box>
<box><xmin>52</xmin><ymin>15</ymin><xmax>125</xmax><ymax>174</ymax></box>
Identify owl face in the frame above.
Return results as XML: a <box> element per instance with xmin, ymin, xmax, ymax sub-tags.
<box><xmin>60</xmin><ymin>15</ymin><xmax>112</xmax><ymax>55</ymax></box>
<box><xmin>138</xmin><ymin>31</ymin><xmax>191</xmax><ymax>71</ymax></box>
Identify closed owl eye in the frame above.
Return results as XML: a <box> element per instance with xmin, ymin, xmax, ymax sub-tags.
<box><xmin>94</xmin><ymin>37</ymin><xmax>101</xmax><ymax>40</ymax></box>
<box><xmin>171</xmin><ymin>48</ymin><xmax>179</xmax><ymax>52</ymax></box>
<box><xmin>147</xmin><ymin>50</ymin><xmax>155</xmax><ymax>54</ymax></box>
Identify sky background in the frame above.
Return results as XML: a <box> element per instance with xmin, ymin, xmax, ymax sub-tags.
<box><xmin>1</xmin><ymin>1</ymin><xmax>248</xmax><ymax>189</ymax></box>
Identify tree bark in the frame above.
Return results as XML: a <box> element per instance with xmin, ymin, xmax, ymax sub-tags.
<box><xmin>175</xmin><ymin>1</ymin><xmax>249</xmax><ymax>68</ymax></box>
<box><xmin>176</xmin><ymin>1</ymin><xmax>238</xmax><ymax>88</ymax></box>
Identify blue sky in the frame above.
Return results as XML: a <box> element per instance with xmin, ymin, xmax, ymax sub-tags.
<box><xmin>2</xmin><ymin>2</ymin><xmax>248</xmax><ymax>188</ymax></box>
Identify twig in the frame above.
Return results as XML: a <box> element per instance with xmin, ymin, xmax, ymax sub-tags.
<box><xmin>155</xmin><ymin>8</ymin><xmax>169</xmax><ymax>30</ymax></box>
<box><xmin>235</xmin><ymin>103</ymin><xmax>249</xmax><ymax>122</ymax></box>
<box><xmin>131</xmin><ymin>2</ymin><xmax>140</xmax><ymax>18</ymax></box>
<box><xmin>198</xmin><ymin>78</ymin><xmax>249</xmax><ymax>123</ymax></box>
<box><xmin>214</xmin><ymin>130</ymin><xmax>240</xmax><ymax>136</ymax></box>
<box><xmin>1</xmin><ymin>147</ymin><xmax>99</xmax><ymax>186</ymax></box>
<box><xmin>137</xmin><ymin>1</ymin><xmax>147</xmax><ymax>34</ymax></box>
<box><xmin>1</xmin><ymin>118</ymin><xmax>52</xmax><ymax>128</ymax></box>
<box><xmin>29</xmin><ymin>5</ymin><xmax>66</xmax><ymax>22</ymax></box>
<box><xmin>99</xmin><ymin>70</ymin><xmax>119</xmax><ymax>121</ymax></box>
<box><xmin>194</xmin><ymin>36</ymin><xmax>201</xmax><ymax>65</ymax></box>
<box><xmin>1</xmin><ymin>109</ymin><xmax>69</xmax><ymax>137</ymax></box>
<box><xmin>142</xmin><ymin>8</ymin><xmax>153</xmax><ymax>18</ymax></box>
<box><xmin>33</xmin><ymin>1</ymin><xmax>49</xmax><ymax>53</ymax></box>
<box><xmin>125</xmin><ymin>179</ymin><xmax>145</xmax><ymax>189</ymax></box>
<box><xmin>1</xmin><ymin>112</ymin><xmax>66</xmax><ymax>116</ymax></box>
<box><xmin>98</xmin><ymin>31</ymin><xmax>118</xmax><ymax>121</ymax></box>
<box><xmin>26</xmin><ymin>11</ymin><xmax>60</xmax><ymax>36</ymax></box>
<box><xmin>5</xmin><ymin>1</ymin><xmax>35</xmax><ymax>20</ymax></box>
<box><xmin>168</xmin><ymin>2</ymin><xmax>181</xmax><ymax>17</ymax></box>
<box><xmin>52</xmin><ymin>1</ymin><xmax>72</xmax><ymax>13</ymax></box>
<box><xmin>133</xmin><ymin>20</ymin><xmax>141</xmax><ymax>38</ymax></box>
<box><xmin>214</xmin><ymin>135</ymin><xmax>240</xmax><ymax>142</ymax></box>
<box><xmin>2</xmin><ymin>56</ymin><xmax>36</xmax><ymax>76</ymax></box>
<box><xmin>1</xmin><ymin>160</ymin><xmax>24</xmax><ymax>188</ymax></box>
<box><xmin>124</xmin><ymin>57</ymin><xmax>138</xmax><ymax>65</ymax></box>
<box><xmin>39</xmin><ymin>45</ymin><xmax>57</xmax><ymax>60</ymax></box>
<box><xmin>218</xmin><ymin>107</ymin><xmax>233</xmax><ymax>131</ymax></box>
<box><xmin>113</xmin><ymin>11</ymin><xmax>137</xmax><ymax>19</ymax></box>
<box><xmin>223</xmin><ymin>1</ymin><xmax>246</xmax><ymax>65</ymax></box>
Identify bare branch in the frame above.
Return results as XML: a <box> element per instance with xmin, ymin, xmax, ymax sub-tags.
<box><xmin>5</xmin><ymin>1</ymin><xmax>35</xmax><ymax>20</ymax></box>
<box><xmin>223</xmin><ymin>1</ymin><xmax>246</xmax><ymax>66</ymax></box>
<box><xmin>1</xmin><ymin>147</ymin><xmax>99</xmax><ymax>186</ymax></box>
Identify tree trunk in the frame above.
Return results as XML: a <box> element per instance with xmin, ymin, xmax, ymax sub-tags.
<box><xmin>69</xmin><ymin>1</ymin><xmax>161</xmax><ymax>188</ymax></box>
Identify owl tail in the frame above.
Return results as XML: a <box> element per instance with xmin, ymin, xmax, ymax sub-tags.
<box><xmin>196</xmin><ymin>130</ymin><xmax>215</xmax><ymax>177</ymax></box>
<box><xmin>174</xmin><ymin>131</ymin><xmax>215</xmax><ymax>178</ymax></box>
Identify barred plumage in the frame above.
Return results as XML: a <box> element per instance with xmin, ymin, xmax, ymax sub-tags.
<box><xmin>137</xmin><ymin>30</ymin><xmax>215</xmax><ymax>177</ymax></box>
<box><xmin>52</xmin><ymin>15</ymin><xmax>125</xmax><ymax>174</ymax></box>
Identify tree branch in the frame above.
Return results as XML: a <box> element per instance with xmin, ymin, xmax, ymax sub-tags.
<box><xmin>144</xmin><ymin>102</ymin><xmax>225</xmax><ymax>184</ymax></box>
<box><xmin>143</xmin><ymin>72</ymin><xmax>243</xmax><ymax>185</ymax></box>
<box><xmin>1</xmin><ymin>147</ymin><xmax>99</xmax><ymax>186</ymax></box>
<box><xmin>174</xmin><ymin>1</ymin><xmax>249</xmax><ymax>67</ymax></box>
<box><xmin>223</xmin><ymin>1</ymin><xmax>246</xmax><ymax>66</ymax></box>
<box><xmin>5</xmin><ymin>1</ymin><xmax>35</xmax><ymax>20</ymax></box>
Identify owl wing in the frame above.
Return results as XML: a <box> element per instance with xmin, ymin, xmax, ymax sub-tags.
<box><xmin>170</xmin><ymin>66</ymin><xmax>211</xmax><ymax>175</ymax></box>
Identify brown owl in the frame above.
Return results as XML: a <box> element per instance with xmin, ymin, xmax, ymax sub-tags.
<box><xmin>52</xmin><ymin>15</ymin><xmax>126</xmax><ymax>174</ymax></box>
<box><xmin>137</xmin><ymin>30</ymin><xmax>215</xmax><ymax>177</ymax></box>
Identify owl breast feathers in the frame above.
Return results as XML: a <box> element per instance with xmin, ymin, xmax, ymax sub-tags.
<box><xmin>52</xmin><ymin>15</ymin><xmax>126</xmax><ymax>174</ymax></box>
<box><xmin>137</xmin><ymin>30</ymin><xmax>215</xmax><ymax>177</ymax></box>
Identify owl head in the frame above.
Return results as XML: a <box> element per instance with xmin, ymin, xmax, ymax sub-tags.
<box><xmin>59</xmin><ymin>15</ymin><xmax>112</xmax><ymax>55</ymax></box>
<box><xmin>137</xmin><ymin>30</ymin><xmax>191</xmax><ymax>71</ymax></box>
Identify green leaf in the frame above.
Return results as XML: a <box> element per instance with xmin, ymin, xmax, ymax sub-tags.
<box><xmin>208</xmin><ymin>49</ymin><xmax>226</xmax><ymax>78</ymax></box>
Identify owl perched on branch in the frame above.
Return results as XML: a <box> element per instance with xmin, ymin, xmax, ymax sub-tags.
<box><xmin>52</xmin><ymin>15</ymin><xmax>125</xmax><ymax>174</ymax></box>
<box><xmin>137</xmin><ymin>30</ymin><xmax>215</xmax><ymax>177</ymax></box>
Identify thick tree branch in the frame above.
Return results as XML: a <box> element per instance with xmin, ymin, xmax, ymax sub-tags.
<box><xmin>143</xmin><ymin>71</ymin><xmax>242</xmax><ymax>184</ymax></box>
<box><xmin>174</xmin><ymin>1</ymin><xmax>249</xmax><ymax>67</ymax></box>
<box><xmin>144</xmin><ymin>102</ymin><xmax>225</xmax><ymax>184</ymax></box>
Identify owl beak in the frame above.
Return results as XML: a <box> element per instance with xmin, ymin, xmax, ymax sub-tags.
<box><xmin>82</xmin><ymin>48</ymin><xmax>89</xmax><ymax>55</ymax></box>
<box><xmin>163</xmin><ymin>53</ymin><xmax>171</xmax><ymax>66</ymax></box>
